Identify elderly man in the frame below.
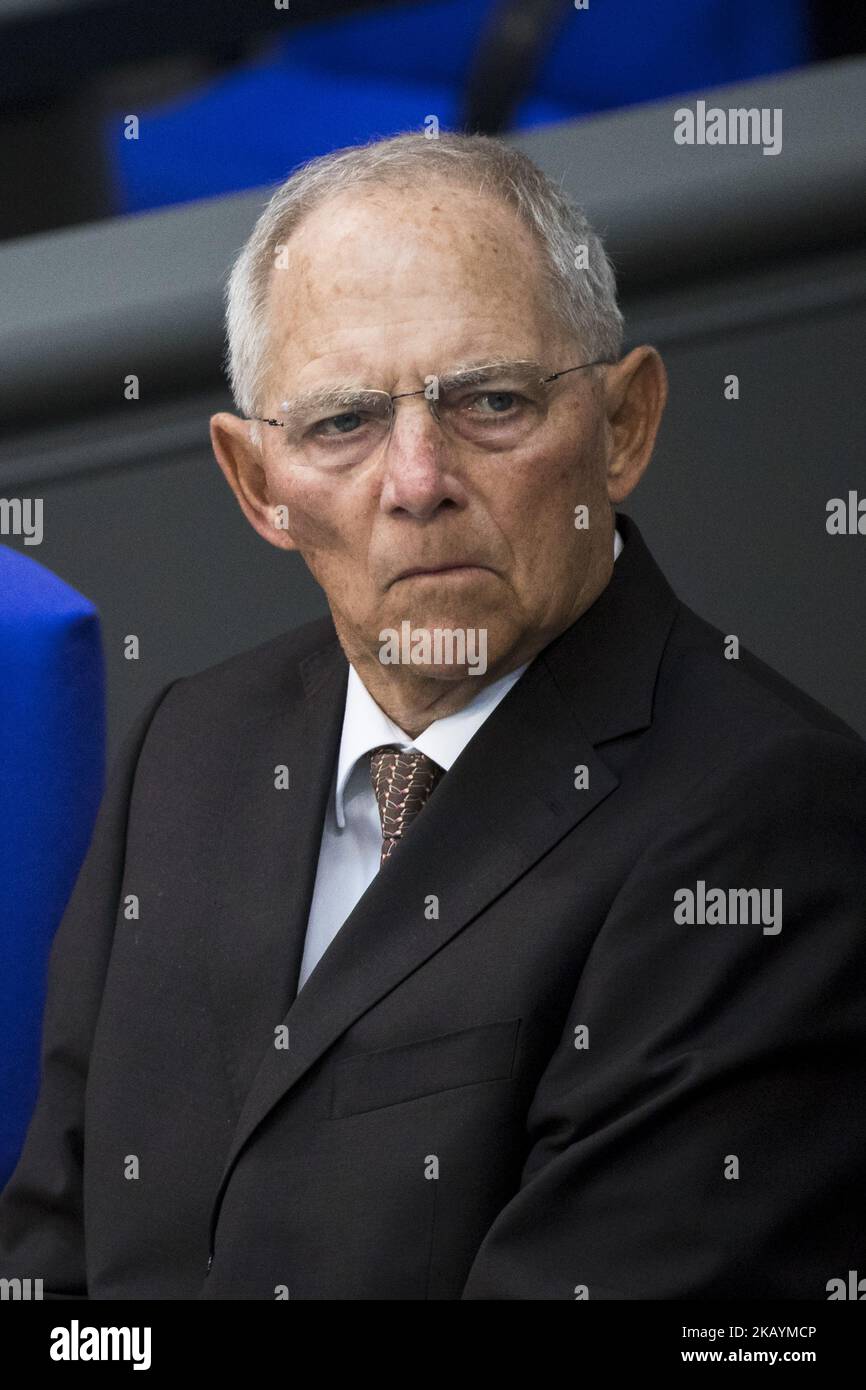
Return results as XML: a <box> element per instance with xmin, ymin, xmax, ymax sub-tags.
<box><xmin>1</xmin><ymin>131</ymin><xmax>864</xmax><ymax>1302</ymax></box>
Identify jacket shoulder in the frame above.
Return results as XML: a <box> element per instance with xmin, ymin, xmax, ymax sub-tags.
<box><xmin>657</xmin><ymin>602</ymin><xmax>865</xmax><ymax>756</ymax></box>
<box><xmin>152</xmin><ymin>614</ymin><xmax>342</xmax><ymax>735</ymax></box>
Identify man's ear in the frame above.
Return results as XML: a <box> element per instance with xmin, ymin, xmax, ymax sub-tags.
<box><xmin>602</xmin><ymin>346</ymin><xmax>668</xmax><ymax>504</ymax></box>
<box><xmin>210</xmin><ymin>412</ymin><xmax>299</xmax><ymax>551</ymax></box>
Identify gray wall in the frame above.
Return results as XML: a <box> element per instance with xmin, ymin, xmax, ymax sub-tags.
<box><xmin>1</xmin><ymin>59</ymin><xmax>864</xmax><ymax>758</ymax></box>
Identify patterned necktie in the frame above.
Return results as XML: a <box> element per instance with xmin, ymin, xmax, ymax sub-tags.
<box><xmin>369</xmin><ymin>745</ymin><xmax>445</xmax><ymax>867</ymax></box>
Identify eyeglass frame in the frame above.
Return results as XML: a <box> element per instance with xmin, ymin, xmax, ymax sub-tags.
<box><xmin>248</xmin><ymin>357</ymin><xmax>615</xmax><ymax>435</ymax></box>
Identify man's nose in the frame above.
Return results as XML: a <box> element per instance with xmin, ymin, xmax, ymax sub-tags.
<box><xmin>379</xmin><ymin>395</ymin><xmax>463</xmax><ymax>516</ymax></box>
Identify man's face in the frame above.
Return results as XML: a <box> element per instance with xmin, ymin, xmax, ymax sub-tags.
<box><xmin>213</xmin><ymin>180</ymin><xmax>662</xmax><ymax>683</ymax></box>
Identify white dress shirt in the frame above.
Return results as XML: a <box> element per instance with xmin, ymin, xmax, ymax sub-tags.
<box><xmin>296</xmin><ymin>527</ymin><xmax>624</xmax><ymax>992</ymax></box>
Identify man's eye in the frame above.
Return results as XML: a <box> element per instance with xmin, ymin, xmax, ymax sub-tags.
<box><xmin>313</xmin><ymin>411</ymin><xmax>368</xmax><ymax>437</ymax></box>
<box><xmin>467</xmin><ymin>390</ymin><xmax>525</xmax><ymax>415</ymax></box>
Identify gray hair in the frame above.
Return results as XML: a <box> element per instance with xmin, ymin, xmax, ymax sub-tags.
<box><xmin>224</xmin><ymin>130</ymin><xmax>624</xmax><ymax>429</ymax></box>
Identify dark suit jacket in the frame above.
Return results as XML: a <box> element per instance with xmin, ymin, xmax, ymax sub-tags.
<box><xmin>1</xmin><ymin>512</ymin><xmax>864</xmax><ymax>1300</ymax></box>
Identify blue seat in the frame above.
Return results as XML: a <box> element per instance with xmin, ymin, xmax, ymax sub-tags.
<box><xmin>107</xmin><ymin>0</ymin><xmax>809</xmax><ymax>213</ymax></box>
<box><xmin>0</xmin><ymin>546</ymin><xmax>105</xmax><ymax>1187</ymax></box>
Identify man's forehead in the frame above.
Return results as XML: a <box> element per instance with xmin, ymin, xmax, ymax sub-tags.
<box><xmin>262</xmin><ymin>186</ymin><xmax>556</xmax><ymax>392</ymax></box>
<box><xmin>271</xmin><ymin>183</ymin><xmax>542</xmax><ymax>290</ymax></box>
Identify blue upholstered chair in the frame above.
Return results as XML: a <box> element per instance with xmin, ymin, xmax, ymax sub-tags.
<box><xmin>0</xmin><ymin>546</ymin><xmax>105</xmax><ymax>1188</ymax></box>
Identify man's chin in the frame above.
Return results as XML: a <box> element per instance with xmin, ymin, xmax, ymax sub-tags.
<box><xmin>406</xmin><ymin>662</ymin><xmax>486</xmax><ymax>682</ymax></box>
<box><xmin>371</xmin><ymin>615</ymin><xmax>496</xmax><ymax>680</ymax></box>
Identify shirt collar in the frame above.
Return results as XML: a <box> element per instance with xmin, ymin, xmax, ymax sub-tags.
<box><xmin>333</xmin><ymin>525</ymin><xmax>624</xmax><ymax>827</ymax></box>
<box><xmin>334</xmin><ymin>659</ymin><xmax>528</xmax><ymax>827</ymax></box>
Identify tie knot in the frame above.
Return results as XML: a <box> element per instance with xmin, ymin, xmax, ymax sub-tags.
<box><xmin>369</xmin><ymin>745</ymin><xmax>445</xmax><ymax>865</ymax></box>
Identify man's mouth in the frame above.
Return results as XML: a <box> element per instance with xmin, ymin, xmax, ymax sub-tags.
<box><xmin>393</xmin><ymin>563</ymin><xmax>489</xmax><ymax>582</ymax></box>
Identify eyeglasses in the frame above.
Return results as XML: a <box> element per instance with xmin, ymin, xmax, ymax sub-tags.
<box><xmin>248</xmin><ymin>357</ymin><xmax>612</xmax><ymax>469</ymax></box>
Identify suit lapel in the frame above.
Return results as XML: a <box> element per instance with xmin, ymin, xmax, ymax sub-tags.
<box><xmin>206</xmin><ymin>513</ymin><xmax>680</xmax><ymax>1244</ymax></box>
<box><xmin>202</xmin><ymin>640</ymin><xmax>348</xmax><ymax>1112</ymax></box>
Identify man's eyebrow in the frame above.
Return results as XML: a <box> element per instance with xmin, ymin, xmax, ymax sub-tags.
<box><xmin>274</xmin><ymin>385</ymin><xmax>385</xmax><ymax>426</ymax></box>
<box><xmin>437</xmin><ymin>359</ymin><xmax>545</xmax><ymax>389</ymax></box>
<box><xmin>271</xmin><ymin>360</ymin><xmax>546</xmax><ymax>423</ymax></box>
